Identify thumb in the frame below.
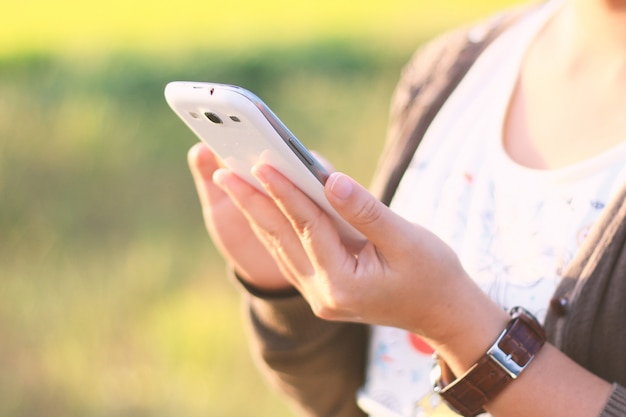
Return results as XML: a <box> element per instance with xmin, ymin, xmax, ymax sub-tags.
<box><xmin>325</xmin><ymin>172</ymin><xmax>408</xmax><ymax>249</ymax></box>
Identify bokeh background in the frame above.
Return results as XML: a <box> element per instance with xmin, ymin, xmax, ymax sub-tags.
<box><xmin>1</xmin><ymin>1</ymin><xmax>520</xmax><ymax>416</ymax></box>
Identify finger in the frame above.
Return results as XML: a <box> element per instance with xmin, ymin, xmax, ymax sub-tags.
<box><xmin>187</xmin><ymin>142</ymin><xmax>229</xmax><ymax>208</ymax></box>
<box><xmin>325</xmin><ymin>172</ymin><xmax>413</xmax><ymax>253</ymax></box>
<box><xmin>251</xmin><ymin>164</ymin><xmax>353</xmax><ymax>270</ymax></box>
<box><xmin>213</xmin><ymin>168</ymin><xmax>315</xmax><ymax>280</ymax></box>
<box><xmin>188</xmin><ymin>143</ymin><xmax>241</xmax><ymax>237</ymax></box>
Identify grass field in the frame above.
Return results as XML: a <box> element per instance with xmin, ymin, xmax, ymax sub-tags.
<box><xmin>1</xmin><ymin>1</ymin><xmax>520</xmax><ymax>416</ymax></box>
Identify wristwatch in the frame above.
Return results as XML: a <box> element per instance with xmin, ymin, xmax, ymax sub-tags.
<box><xmin>433</xmin><ymin>306</ymin><xmax>546</xmax><ymax>417</ymax></box>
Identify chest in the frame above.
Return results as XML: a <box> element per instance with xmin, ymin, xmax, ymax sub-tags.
<box><xmin>503</xmin><ymin>33</ymin><xmax>626</xmax><ymax>170</ymax></box>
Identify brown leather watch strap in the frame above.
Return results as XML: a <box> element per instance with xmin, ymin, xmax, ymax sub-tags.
<box><xmin>434</xmin><ymin>307</ymin><xmax>546</xmax><ymax>417</ymax></box>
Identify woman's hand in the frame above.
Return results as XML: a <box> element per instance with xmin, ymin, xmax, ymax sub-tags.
<box><xmin>188</xmin><ymin>143</ymin><xmax>292</xmax><ymax>292</ymax></box>
<box><xmin>205</xmin><ymin>156</ymin><xmax>614</xmax><ymax>417</ymax></box>
<box><xmin>212</xmin><ymin>161</ymin><xmax>508</xmax><ymax>354</ymax></box>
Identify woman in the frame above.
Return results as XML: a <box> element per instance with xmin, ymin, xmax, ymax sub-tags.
<box><xmin>188</xmin><ymin>0</ymin><xmax>626</xmax><ymax>415</ymax></box>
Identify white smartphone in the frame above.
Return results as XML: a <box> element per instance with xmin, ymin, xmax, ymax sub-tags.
<box><xmin>164</xmin><ymin>81</ymin><xmax>364</xmax><ymax>247</ymax></box>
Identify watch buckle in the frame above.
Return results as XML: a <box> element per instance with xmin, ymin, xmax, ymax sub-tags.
<box><xmin>486</xmin><ymin>329</ymin><xmax>528</xmax><ymax>379</ymax></box>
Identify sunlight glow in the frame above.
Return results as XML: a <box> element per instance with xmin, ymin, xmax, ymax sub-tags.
<box><xmin>1</xmin><ymin>0</ymin><xmax>521</xmax><ymax>56</ymax></box>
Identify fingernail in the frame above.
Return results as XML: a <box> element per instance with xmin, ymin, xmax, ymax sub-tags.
<box><xmin>212</xmin><ymin>168</ymin><xmax>229</xmax><ymax>186</ymax></box>
<box><xmin>251</xmin><ymin>164</ymin><xmax>267</xmax><ymax>183</ymax></box>
<box><xmin>329</xmin><ymin>173</ymin><xmax>353</xmax><ymax>200</ymax></box>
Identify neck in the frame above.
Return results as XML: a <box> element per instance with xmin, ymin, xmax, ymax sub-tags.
<box><xmin>545</xmin><ymin>0</ymin><xmax>626</xmax><ymax>79</ymax></box>
<box><xmin>566</xmin><ymin>0</ymin><xmax>626</xmax><ymax>51</ymax></box>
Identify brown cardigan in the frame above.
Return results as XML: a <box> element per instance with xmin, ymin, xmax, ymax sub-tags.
<box><xmin>238</xmin><ymin>6</ymin><xmax>626</xmax><ymax>417</ymax></box>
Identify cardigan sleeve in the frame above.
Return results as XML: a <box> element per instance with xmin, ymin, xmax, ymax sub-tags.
<box><xmin>229</xmin><ymin>266</ymin><xmax>368</xmax><ymax>417</ymax></box>
<box><xmin>600</xmin><ymin>384</ymin><xmax>626</xmax><ymax>417</ymax></box>
<box><xmin>242</xmin><ymin>291</ymin><xmax>369</xmax><ymax>417</ymax></box>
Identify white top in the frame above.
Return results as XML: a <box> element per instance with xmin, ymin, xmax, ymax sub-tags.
<box><xmin>358</xmin><ymin>1</ymin><xmax>626</xmax><ymax>416</ymax></box>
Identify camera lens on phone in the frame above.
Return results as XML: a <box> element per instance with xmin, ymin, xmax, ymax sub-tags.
<box><xmin>204</xmin><ymin>112</ymin><xmax>223</xmax><ymax>124</ymax></box>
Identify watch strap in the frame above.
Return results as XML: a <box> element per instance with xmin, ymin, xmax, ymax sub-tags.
<box><xmin>434</xmin><ymin>307</ymin><xmax>546</xmax><ymax>417</ymax></box>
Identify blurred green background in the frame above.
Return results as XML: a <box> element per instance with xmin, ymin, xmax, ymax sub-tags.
<box><xmin>1</xmin><ymin>1</ymin><xmax>520</xmax><ymax>416</ymax></box>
